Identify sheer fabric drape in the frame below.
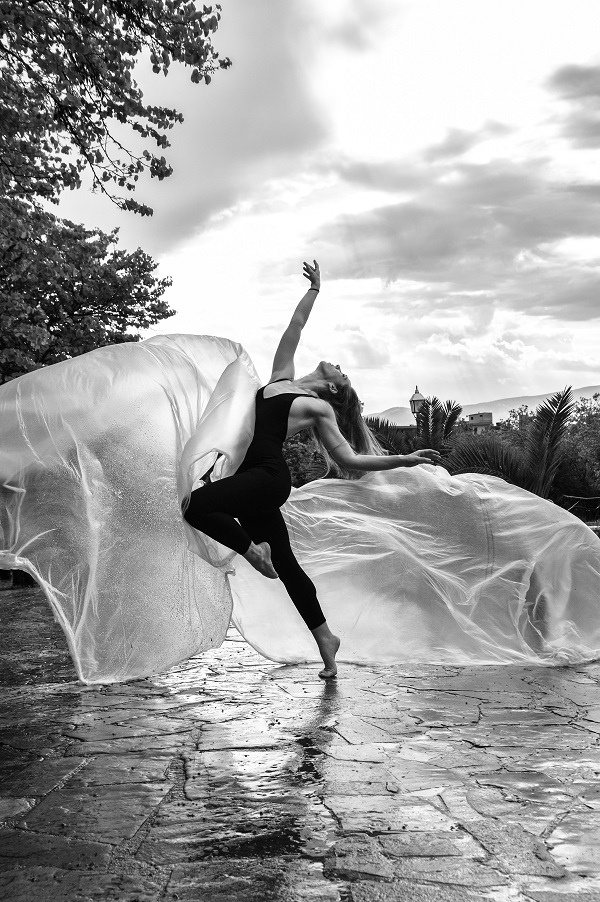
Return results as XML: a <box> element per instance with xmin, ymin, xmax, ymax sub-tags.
<box><xmin>2</xmin><ymin>334</ymin><xmax>599</xmax><ymax>682</ymax></box>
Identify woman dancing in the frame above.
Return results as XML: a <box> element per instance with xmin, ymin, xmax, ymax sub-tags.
<box><xmin>183</xmin><ymin>261</ymin><xmax>441</xmax><ymax>678</ymax></box>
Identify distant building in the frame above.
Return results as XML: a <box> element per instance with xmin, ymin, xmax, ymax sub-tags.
<box><xmin>464</xmin><ymin>412</ymin><xmax>494</xmax><ymax>435</ymax></box>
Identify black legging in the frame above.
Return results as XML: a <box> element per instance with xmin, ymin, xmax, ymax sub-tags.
<box><xmin>183</xmin><ymin>467</ymin><xmax>326</xmax><ymax>631</ymax></box>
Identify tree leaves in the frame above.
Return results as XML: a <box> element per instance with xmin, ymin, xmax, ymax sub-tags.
<box><xmin>415</xmin><ymin>397</ymin><xmax>463</xmax><ymax>451</ymax></box>
<box><xmin>445</xmin><ymin>387</ymin><xmax>575</xmax><ymax>500</ymax></box>
<box><xmin>364</xmin><ymin>417</ymin><xmax>419</xmax><ymax>455</ymax></box>
<box><xmin>0</xmin><ymin>1</ymin><xmax>231</xmax><ymax>215</ymax></box>
<box><xmin>0</xmin><ymin>197</ymin><xmax>174</xmax><ymax>383</ymax></box>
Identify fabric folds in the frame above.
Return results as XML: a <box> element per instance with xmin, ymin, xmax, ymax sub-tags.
<box><xmin>1</xmin><ymin>333</ymin><xmax>599</xmax><ymax>682</ymax></box>
<box><xmin>0</xmin><ymin>334</ymin><xmax>259</xmax><ymax>683</ymax></box>
<box><xmin>230</xmin><ymin>467</ymin><xmax>600</xmax><ymax>665</ymax></box>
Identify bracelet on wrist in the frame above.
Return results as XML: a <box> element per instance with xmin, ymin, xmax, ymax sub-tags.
<box><xmin>309</xmin><ymin>286</ymin><xmax>320</xmax><ymax>292</ymax></box>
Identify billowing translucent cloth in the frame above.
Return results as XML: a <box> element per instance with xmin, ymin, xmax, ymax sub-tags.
<box><xmin>0</xmin><ymin>334</ymin><xmax>260</xmax><ymax>683</ymax></box>
<box><xmin>230</xmin><ymin>468</ymin><xmax>600</xmax><ymax>665</ymax></box>
<box><xmin>2</xmin><ymin>333</ymin><xmax>600</xmax><ymax>683</ymax></box>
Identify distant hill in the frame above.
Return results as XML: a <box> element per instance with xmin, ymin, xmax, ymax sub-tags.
<box><xmin>368</xmin><ymin>384</ymin><xmax>600</xmax><ymax>427</ymax></box>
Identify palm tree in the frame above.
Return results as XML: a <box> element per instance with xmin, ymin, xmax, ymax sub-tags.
<box><xmin>445</xmin><ymin>387</ymin><xmax>574</xmax><ymax>499</ymax></box>
<box><xmin>364</xmin><ymin>417</ymin><xmax>418</xmax><ymax>455</ymax></box>
<box><xmin>366</xmin><ymin>400</ymin><xmax>463</xmax><ymax>457</ymax></box>
<box><xmin>415</xmin><ymin>398</ymin><xmax>463</xmax><ymax>451</ymax></box>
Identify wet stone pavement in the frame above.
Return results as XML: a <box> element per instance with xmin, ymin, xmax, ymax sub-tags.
<box><xmin>2</xmin><ymin>585</ymin><xmax>600</xmax><ymax>901</ymax></box>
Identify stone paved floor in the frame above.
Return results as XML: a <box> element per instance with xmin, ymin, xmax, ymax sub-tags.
<box><xmin>1</xmin><ymin>584</ymin><xmax>600</xmax><ymax>901</ymax></box>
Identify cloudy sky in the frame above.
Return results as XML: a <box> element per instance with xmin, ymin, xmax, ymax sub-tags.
<box><xmin>60</xmin><ymin>0</ymin><xmax>600</xmax><ymax>412</ymax></box>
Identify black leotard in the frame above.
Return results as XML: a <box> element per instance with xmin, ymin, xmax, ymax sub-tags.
<box><xmin>241</xmin><ymin>385</ymin><xmax>297</xmax><ymax>467</ymax></box>
<box><xmin>183</xmin><ymin>382</ymin><xmax>325</xmax><ymax>630</ymax></box>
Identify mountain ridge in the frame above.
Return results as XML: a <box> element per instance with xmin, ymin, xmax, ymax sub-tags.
<box><xmin>367</xmin><ymin>384</ymin><xmax>600</xmax><ymax>427</ymax></box>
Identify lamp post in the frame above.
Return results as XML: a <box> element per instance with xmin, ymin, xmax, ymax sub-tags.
<box><xmin>409</xmin><ymin>386</ymin><xmax>425</xmax><ymax>421</ymax></box>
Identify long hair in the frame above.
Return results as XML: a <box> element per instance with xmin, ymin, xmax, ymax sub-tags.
<box><xmin>312</xmin><ymin>383</ymin><xmax>385</xmax><ymax>479</ymax></box>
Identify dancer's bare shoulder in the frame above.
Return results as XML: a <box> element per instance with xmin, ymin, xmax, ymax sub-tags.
<box><xmin>286</xmin><ymin>395</ymin><xmax>327</xmax><ymax>436</ymax></box>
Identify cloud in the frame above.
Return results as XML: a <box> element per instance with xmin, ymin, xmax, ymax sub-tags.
<box><xmin>309</xmin><ymin>156</ymin><xmax>600</xmax><ymax>320</ymax></box>
<box><xmin>343</xmin><ymin>331</ymin><xmax>389</xmax><ymax>368</ymax></box>
<box><xmin>330</xmin><ymin>158</ymin><xmax>430</xmax><ymax>193</ymax></box>
<box><xmin>546</xmin><ymin>63</ymin><xmax>600</xmax><ymax>148</ymax></box>
<box><xmin>416</xmin><ymin>330</ymin><xmax>600</xmax><ymax>380</ymax></box>
<box><xmin>58</xmin><ymin>0</ymin><xmax>328</xmax><ymax>253</ymax></box>
<box><xmin>318</xmin><ymin>0</ymin><xmax>401</xmax><ymax>52</ymax></box>
<box><xmin>547</xmin><ymin>64</ymin><xmax>600</xmax><ymax>100</ymax></box>
<box><xmin>423</xmin><ymin>122</ymin><xmax>512</xmax><ymax>162</ymax></box>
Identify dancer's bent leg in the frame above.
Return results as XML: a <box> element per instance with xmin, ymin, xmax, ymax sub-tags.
<box><xmin>239</xmin><ymin>509</ymin><xmax>340</xmax><ymax>677</ymax></box>
<box><xmin>183</xmin><ymin>472</ymin><xmax>278</xmax><ymax>578</ymax></box>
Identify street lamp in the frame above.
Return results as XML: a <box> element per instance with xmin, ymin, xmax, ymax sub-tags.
<box><xmin>409</xmin><ymin>386</ymin><xmax>425</xmax><ymax>420</ymax></box>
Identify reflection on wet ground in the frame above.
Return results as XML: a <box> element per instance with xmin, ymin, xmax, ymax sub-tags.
<box><xmin>1</xmin><ymin>583</ymin><xmax>600</xmax><ymax>901</ymax></box>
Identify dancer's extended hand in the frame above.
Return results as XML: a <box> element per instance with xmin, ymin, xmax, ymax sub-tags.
<box><xmin>303</xmin><ymin>259</ymin><xmax>320</xmax><ymax>290</ymax></box>
<box><xmin>403</xmin><ymin>449</ymin><xmax>442</xmax><ymax>467</ymax></box>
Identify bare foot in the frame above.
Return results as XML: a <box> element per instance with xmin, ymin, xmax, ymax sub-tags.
<box><xmin>243</xmin><ymin>541</ymin><xmax>278</xmax><ymax>579</ymax></box>
<box><xmin>316</xmin><ymin>633</ymin><xmax>340</xmax><ymax>679</ymax></box>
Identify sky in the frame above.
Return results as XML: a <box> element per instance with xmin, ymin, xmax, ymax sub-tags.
<box><xmin>59</xmin><ymin>0</ymin><xmax>600</xmax><ymax>413</ymax></box>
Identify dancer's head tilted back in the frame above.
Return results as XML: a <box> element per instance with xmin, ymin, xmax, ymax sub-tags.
<box><xmin>311</xmin><ymin>361</ymin><xmax>383</xmax><ymax>477</ymax></box>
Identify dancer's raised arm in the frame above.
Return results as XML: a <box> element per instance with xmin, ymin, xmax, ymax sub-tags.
<box><xmin>269</xmin><ymin>260</ymin><xmax>321</xmax><ymax>382</ymax></box>
<box><xmin>314</xmin><ymin>402</ymin><xmax>441</xmax><ymax>470</ymax></box>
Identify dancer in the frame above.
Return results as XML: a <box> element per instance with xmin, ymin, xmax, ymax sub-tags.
<box><xmin>183</xmin><ymin>261</ymin><xmax>441</xmax><ymax>678</ymax></box>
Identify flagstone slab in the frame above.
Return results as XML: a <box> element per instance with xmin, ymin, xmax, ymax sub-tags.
<box><xmin>0</xmin><ymin>796</ymin><xmax>35</xmax><ymax>819</ymax></box>
<box><xmin>0</xmin><ymin>827</ymin><xmax>111</xmax><ymax>871</ymax></box>
<box><xmin>183</xmin><ymin>747</ymin><xmax>302</xmax><ymax>801</ymax></box>
<box><xmin>349</xmin><ymin>884</ymin><xmax>470</xmax><ymax>902</ymax></box>
<box><xmin>436</xmin><ymin>724</ymin><xmax>595</xmax><ymax>749</ymax></box>
<box><xmin>165</xmin><ymin>858</ymin><xmax>339</xmax><ymax>902</ymax></box>
<box><xmin>66</xmin><ymin>754</ymin><xmax>171</xmax><ymax>787</ymax></box>
<box><xmin>378</xmin><ymin>830</ymin><xmax>482</xmax><ymax>859</ymax></box>
<box><xmin>195</xmin><ymin>716</ymin><xmax>291</xmax><ymax>750</ymax></box>
<box><xmin>325</xmin><ymin>834</ymin><xmax>395</xmax><ymax>881</ymax></box>
<box><xmin>475</xmin><ymin>770</ymin><xmax>577</xmax><ymax>804</ymax></box>
<box><xmin>322</xmin><ymin>795</ymin><xmax>457</xmax><ymax>833</ymax></box>
<box><xmin>388</xmin><ymin>856</ymin><xmax>509</xmax><ymax>887</ymax></box>
<box><xmin>524</xmin><ymin>891</ymin><xmax>600</xmax><ymax>902</ymax></box>
<box><xmin>135</xmin><ymin>794</ymin><xmax>332</xmax><ymax>864</ymax></box>
<box><xmin>0</xmin><ymin>757</ymin><xmax>86</xmax><ymax>797</ymax></box>
<box><xmin>547</xmin><ymin>811</ymin><xmax>600</xmax><ymax>875</ymax></box>
<box><xmin>63</xmin><ymin>715</ymin><xmax>192</xmax><ymax>741</ymax></box>
<box><xmin>64</xmin><ymin>734</ymin><xmax>188</xmax><ymax>755</ymax></box>
<box><xmin>21</xmin><ymin>782</ymin><xmax>172</xmax><ymax>844</ymax></box>
<box><xmin>323</xmin><ymin>743</ymin><xmax>388</xmax><ymax>763</ymax></box>
<box><xmin>0</xmin><ymin>866</ymin><xmax>163</xmax><ymax>902</ymax></box>
<box><xmin>461</xmin><ymin>818</ymin><xmax>566</xmax><ymax>877</ymax></box>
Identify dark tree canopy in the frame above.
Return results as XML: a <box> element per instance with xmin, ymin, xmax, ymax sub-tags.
<box><xmin>0</xmin><ymin>2</ymin><xmax>229</xmax><ymax>382</ymax></box>
<box><xmin>0</xmin><ymin>197</ymin><xmax>173</xmax><ymax>383</ymax></box>
<box><xmin>0</xmin><ymin>0</ymin><xmax>230</xmax><ymax>214</ymax></box>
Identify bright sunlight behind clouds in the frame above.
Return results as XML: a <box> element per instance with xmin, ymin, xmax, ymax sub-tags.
<box><xmin>58</xmin><ymin>0</ymin><xmax>600</xmax><ymax>412</ymax></box>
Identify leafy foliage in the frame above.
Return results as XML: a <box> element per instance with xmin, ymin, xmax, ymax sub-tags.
<box><xmin>364</xmin><ymin>417</ymin><xmax>418</xmax><ymax>455</ymax></box>
<box><xmin>0</xmin><ymin>197</ymin><xmax>173</xmax><ymax>383</ymax></box>
<box><xmin>523</xmin><ymin>388</ymin><xmax>575</xmax><ymax>498</ymax></box>
<box><xmin>283</xmin><ymin>430</ymin><xmax>326</xmax><ymax>488</ymax></box>
<box><xmin>554</xmin><ymin>393</ymin><xmax>600</xmax><ymax>501</ymax></box>
<box><xmin>0</xmin><ymin>0</ymin><xmax>230</xmax><ymax>214</ymax></box>
<box><xmin>494</xmin><ymin>404</ymin><xmax>532</xmax><ymax>450</ymax></box>
<box><xmin>415</xmin><ymin>397</ymin><xmax>463</xmax><ymax>451</ymax></box>
<box><xmin>445</xmin><ymin>387</ymin><xmax>575</xmax><ymax>499</ymax></box>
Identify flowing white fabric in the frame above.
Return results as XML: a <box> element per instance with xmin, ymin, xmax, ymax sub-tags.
<box><xmin>230</xmin><ymin>468</ymin><xmax>600</xmax><ymax>665</ymax></box>
<box><xmin>0</xmin><ymin>334</ymin><xmax>259</xmax><ymax>683</ymax></box>
<box><xmin>1</xmin><ymin>333</ymin><xmax>599</xmax><ymax>682</ymax></box>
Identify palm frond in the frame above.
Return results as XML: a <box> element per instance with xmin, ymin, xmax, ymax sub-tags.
<box><xmin>416</xmin><ymin>397</ymin><xmax>462</xmax><ymax>450</ymax></box>
<box><xmin>524</xmin><ymin>386</ymin><xmax>574</xmax><ymax>497</ymax></box>
<box><xmin>445</xmin><ymin>433</ymin><xmax>527</xmax><ymax>486</ymax></box>
<box><xmin>442</xmin><ymin>400</ymin><xmax>463</xmax><ymax>439</ymax></box>
<box><xmin>364</xmin><ymin>417</ymin><xmax>417</xmax><ymax>454</ymax></box>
